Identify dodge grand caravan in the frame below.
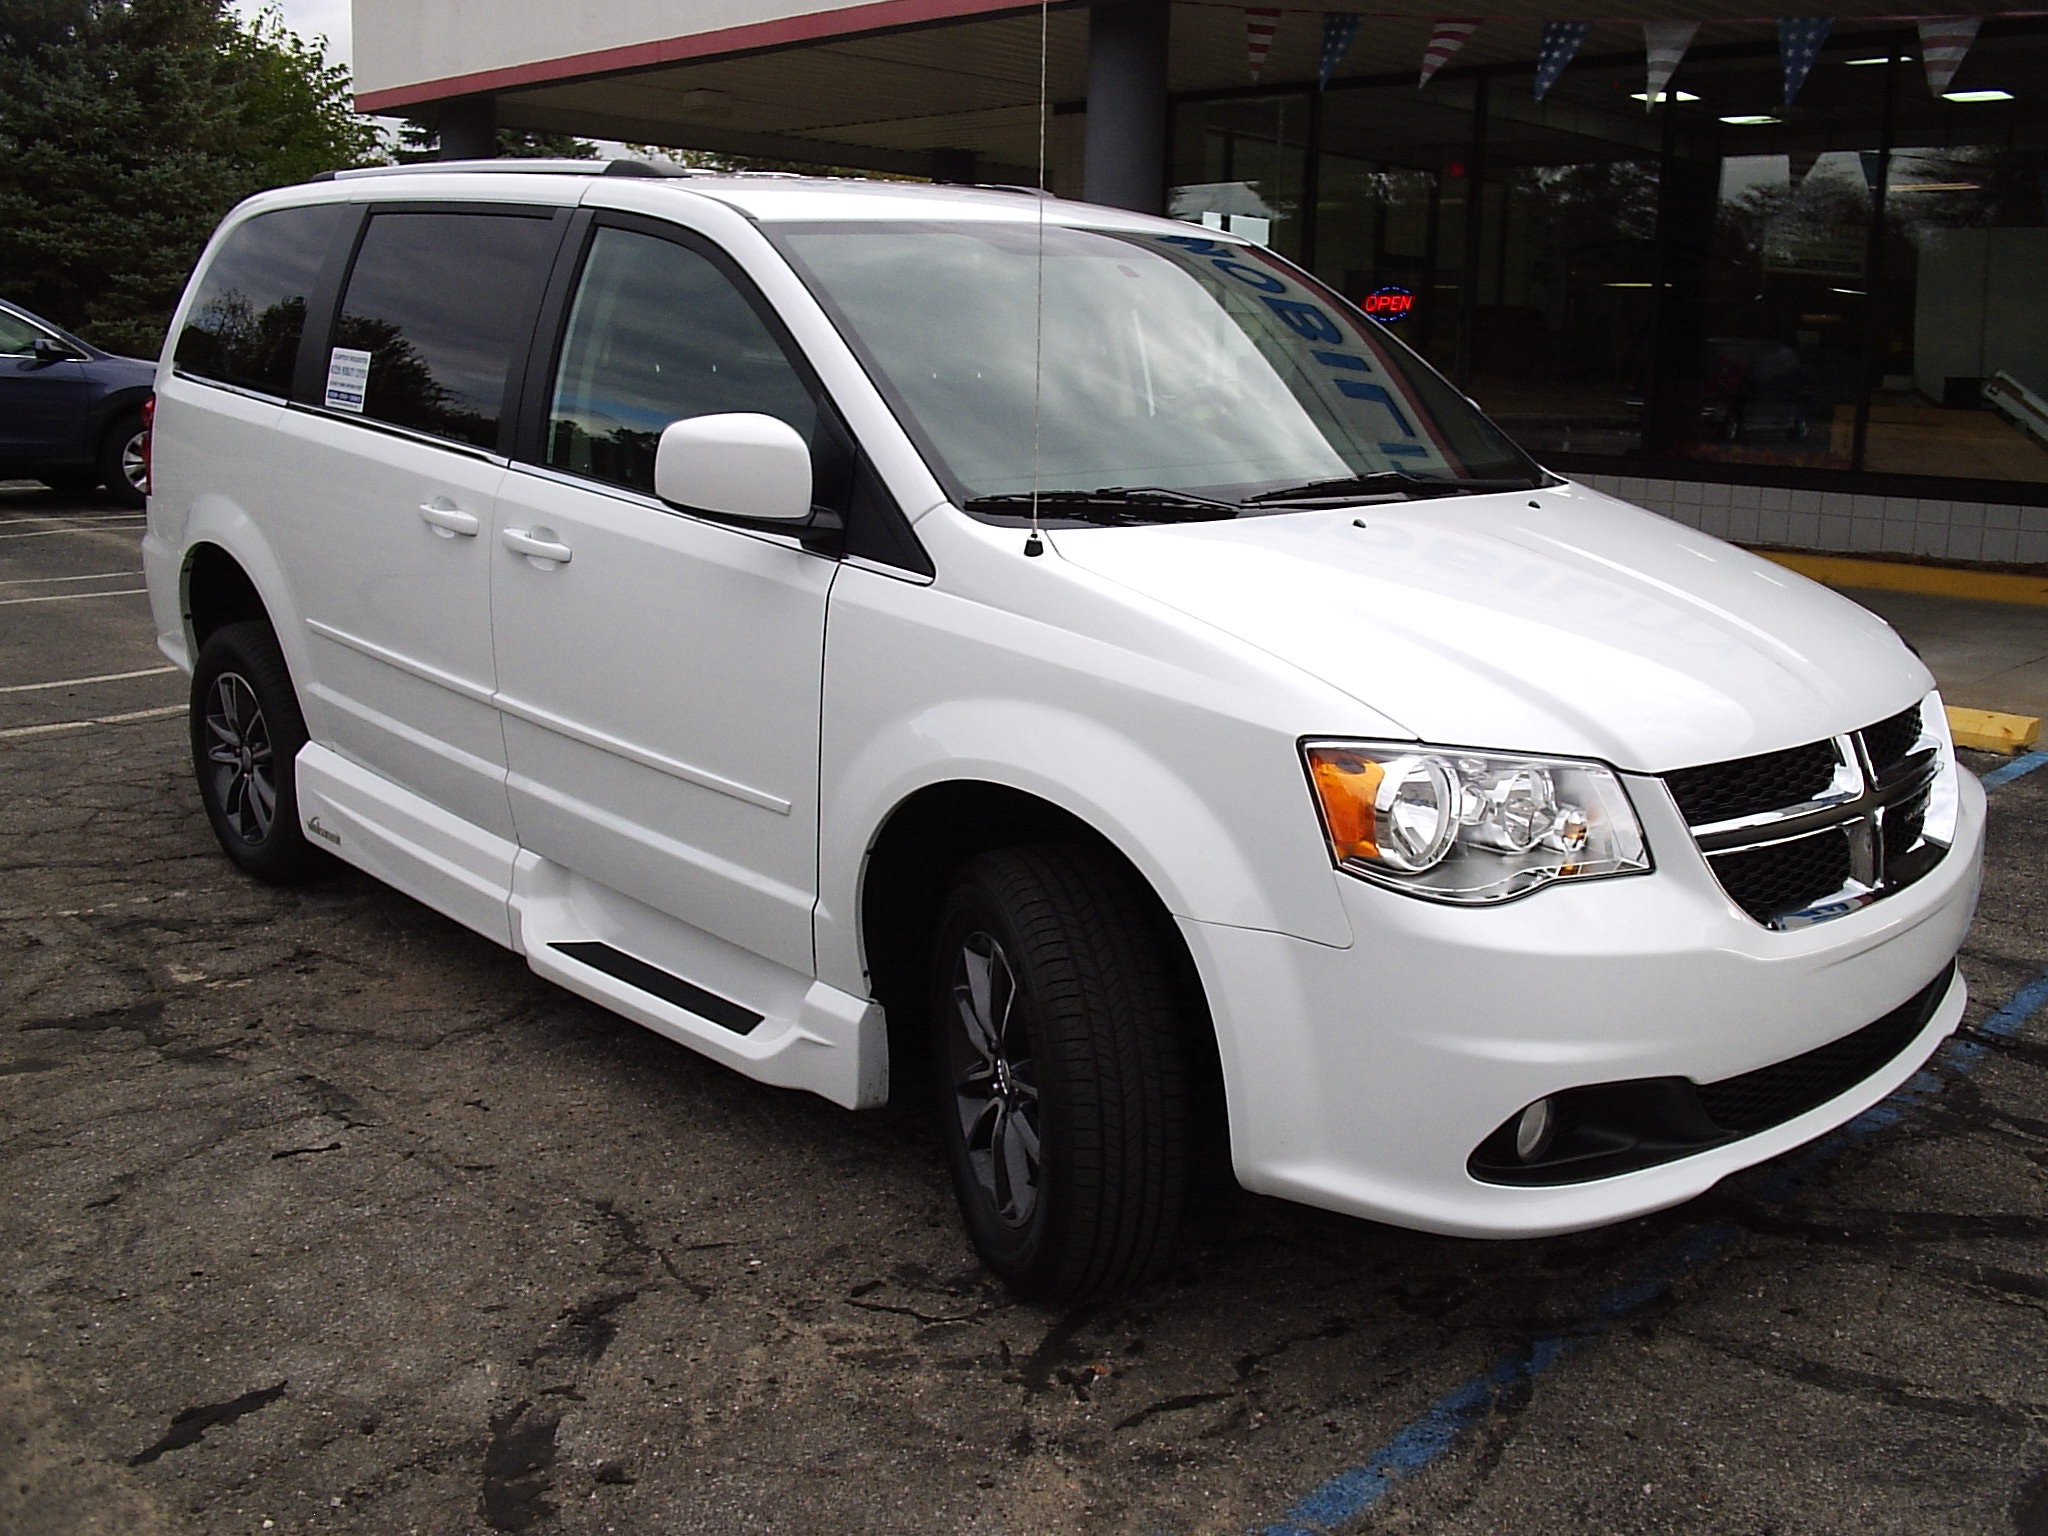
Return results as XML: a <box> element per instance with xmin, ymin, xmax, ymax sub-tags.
<box><xmin>144</xmin><ymin>162</ymin><xmax>1985</xmax><ymax>1300</ymax></box>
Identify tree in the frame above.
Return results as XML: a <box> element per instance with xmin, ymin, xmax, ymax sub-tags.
<box><xmin>0</xmin><ymin>0</ymin><xmax>379</xmax><ymax>355</ymax></box>
<box><xmin>395</xmin><ymin>121</ymin><xmax>598</xmax><ymax>162</ymax></box>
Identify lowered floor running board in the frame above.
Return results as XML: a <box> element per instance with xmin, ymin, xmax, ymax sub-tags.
<box><xmin>512</xmin><ymin>853</ymin><xmax>888</xmax><ymax>1109</ymax></box>
<box><xmin>548</xmin><ymin>941</ymin><xmax>762</xmax><ymax>1035</ymax></box>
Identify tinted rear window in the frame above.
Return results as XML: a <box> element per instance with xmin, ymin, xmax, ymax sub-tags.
<box><xmin>331</xmin><ymin>211</ymin><xmax>558</xmax><ymax>449</ymax></box>
<box><xmin>176</xmin><ymin>203</ymin><xmax>351</xmax><ymax>396</ymax></box>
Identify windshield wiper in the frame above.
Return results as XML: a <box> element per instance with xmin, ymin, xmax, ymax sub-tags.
<box><xmin>1243</xmin><ymin>471</ymin><xmax>1550</xmax><ymax>504</ymax></box>
<box><xmin>960</xmin><ymin>486</ymin><xmax>1241</xmax><ymax>523</ymax></box>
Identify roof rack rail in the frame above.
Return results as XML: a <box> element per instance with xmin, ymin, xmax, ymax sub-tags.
<box><xmin>975</xmin><ymin>184</ymin><xmax>1058</xmax><ymax>198</ymax></box>
<box><xmin>315</xmin><ymin>158</ymin><xmax>701</xmax><ymax>183</ymax></box>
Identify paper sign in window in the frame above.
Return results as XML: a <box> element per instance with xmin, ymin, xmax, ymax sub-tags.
<box><xmin>324</xmin><ymin>347</ymin><xmax>371</xmax><ymax>413</ymax></box>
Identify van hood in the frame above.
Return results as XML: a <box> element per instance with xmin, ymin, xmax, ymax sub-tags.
<box><xmin>1050</xmin><ymin>483</ymin><xmax>1930</xmax><ymax>772</ymax></box>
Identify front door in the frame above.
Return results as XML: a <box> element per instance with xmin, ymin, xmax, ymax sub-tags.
<box><xmin>491</xmin><ymin>221</ymin><xmax>838</xmax><ymax>974</ymax></box>
<box><xmin>0</xmin><ymin>309</ymin><xmax>88</xmax><ymax>466</ymax></box>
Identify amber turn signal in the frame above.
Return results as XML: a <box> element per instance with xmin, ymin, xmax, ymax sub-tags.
<box><xmin>1307</xmin><ymin>748</ymin><xmax>1385</xmax><ymax>864</ymax></box>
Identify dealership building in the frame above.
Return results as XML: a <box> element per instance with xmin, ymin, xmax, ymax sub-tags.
<box><xmin>355</xmin><ymin>1</ymin><xmax>2048</xmax><ymax>564</ymax></box>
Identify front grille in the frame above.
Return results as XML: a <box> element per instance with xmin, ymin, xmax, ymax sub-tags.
<box><xmin>1697</xmin><ymin>964</ymin><xmax>1953</xmax><ymax>1131</ymax></box>
<box><xmin>1860</xmin><ymin>703</ymin><xmax>1924</xmax><ymax>775</ymax></box>
<box><xmin>1666</xmin><ymin>739</ymin><xmax>1838</xmax><ymax>825</ymax></box>
<box><xmin>1708</xmin><ymin>830</ymin><xmax>1852</xmax><ymax>924</ymax></box>
<box><xmin>1881</xmin><ymin>788</ymin><xmax>1930</xmax><ymax>868</ymax></box>
<box><xmin>1665</xmin><ymin>698</ymin><xmax>1946</xmax><ymax>929</ymax></box>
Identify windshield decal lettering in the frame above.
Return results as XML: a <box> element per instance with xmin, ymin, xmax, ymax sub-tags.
<box><xmin>1156</xmin><ymin>234</ymin><xmax>1444</xmax><ymax>468</ymax></box>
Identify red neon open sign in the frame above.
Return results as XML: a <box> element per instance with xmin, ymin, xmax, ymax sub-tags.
<box><xmin>1363</xmin><ymin>285</ymin><xmax>1415</xmax><ymax>322</ymax></box>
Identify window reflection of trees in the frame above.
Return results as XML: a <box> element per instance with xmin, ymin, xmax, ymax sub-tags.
<box><xmin>177</xmin><ymin>291</ymin><xmax>308</xmax><ymax>395</ymax></box>
<box><xmin>333</xmin><ymin>312</ymin><xmax>493</xmax><ymax>448</ymax></box>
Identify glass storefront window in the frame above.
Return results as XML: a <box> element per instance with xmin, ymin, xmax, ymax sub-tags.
<box><xmin>1868</xmin><ymin>142</ymin><xmax>2048</xmax><ymax>482</ymax></box>
<box><xmin>1169</xmin><ymin>96</ymin><xmax>1309</xmax><ymax>261</ymax></box>
<box><xmin>1170</xmin><ymin>20</ymin><xmax>2048</xmax><ymax>488</ymax></box>
<box><xmin>1693</xmin><ymin>148</ymin><xmax>1872</xmax><ymax>468</ymax></box>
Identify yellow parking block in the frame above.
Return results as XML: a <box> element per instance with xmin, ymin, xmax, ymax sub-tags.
<box><xmin>1946</xmin><ymin>705</ymin><xmax>2043</xmax><ymax>755</ymax></box>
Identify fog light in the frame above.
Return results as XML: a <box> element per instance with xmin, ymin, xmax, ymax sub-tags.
<box><xmin>1513</xmin><ymin>1098</ymin><xmax>1556</xmax><ymax>1162</ymax></box>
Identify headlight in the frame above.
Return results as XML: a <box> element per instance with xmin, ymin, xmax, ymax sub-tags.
<box><xmin>1304</xmin><ymin>741</ymin><xmax>1651</xmax><ymax>904</ymax></box>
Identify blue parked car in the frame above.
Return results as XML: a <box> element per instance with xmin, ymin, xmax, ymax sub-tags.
<box><xmin>1</xmin><ymin>297</ymin><xmax>155</xmax><ymax>507</ymax></box>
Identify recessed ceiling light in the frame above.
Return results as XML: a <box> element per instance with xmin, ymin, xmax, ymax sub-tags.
<box><xmin>1719</xmin><ymin>114</ymin><xmax>1782</xmax><ymax>125</ymax></box>
<box><xmin>1631</xmin><ymin>90</ymin><xmax>1700</xmax><ymax>103</ymax></box>
<box><xmin>1845</xmin><ymin>56</ymin><xmax>1902</xmax><ymax>66</ymax></box>
<box><xmin>1604</xmin><ymin>281</ymin><xmax>1656</xmax><ymax>288</ymax></box>
<box><xmin>1943</xmin><ymin>89</ymin><xmax>2014</xmax><ymax>102</ymax></box>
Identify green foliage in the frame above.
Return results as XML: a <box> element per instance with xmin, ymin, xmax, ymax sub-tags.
<box><xmin>0</xmin><ymin>0</ymin><xmax>379</xmax><ymax>355</ymax></box>
<box><xmin>396</xmin><ymin>121</ymin><xmax>599</xmax><ymax>162</ymax></box>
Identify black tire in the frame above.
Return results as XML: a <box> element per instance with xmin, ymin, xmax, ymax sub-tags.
<box><xmin>190</xmin><ymin>621</ymin><xmax>327</xmax><ymax>884</ymax></box>
<box><xmin>928</xmin><ymin>845</ymin><xmax>1192</xmax><ymax>1301</ymax></box>
<box><xmin>97</xmin><ymin>410</ymin><xmax>146</xmax><ymax>508</ymax></box>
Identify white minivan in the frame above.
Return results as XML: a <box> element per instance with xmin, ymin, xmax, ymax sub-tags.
<box><xmin>144</xmin><ymin>162</ymin><xmax>1984</xmax><ymax>1300</ymax></box>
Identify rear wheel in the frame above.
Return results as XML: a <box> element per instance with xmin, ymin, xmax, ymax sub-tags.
<box><xmin>929</xmin><ymin>846</ymin><xmax>1192</xmax><ymax>1300</ymax></box>
<box><xmin>97</xmin><ymin>411</ymin><xmax>146</xmax><ymax>508</ymax></box>
<box><xmin>190</xmin><ymin>621</ymin><xmax>327</xmax><ymax>883</ymax></box>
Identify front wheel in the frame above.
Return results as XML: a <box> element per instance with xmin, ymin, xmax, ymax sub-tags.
<box><xmin>190</xmin><ymin>621</ymin><xmax>327</xmax><ymax>883</ymax></box>
<box><xmin>929</xmin><ymin>846</ymin><xmax>1193</xmax><ymax>1301</ymax></box>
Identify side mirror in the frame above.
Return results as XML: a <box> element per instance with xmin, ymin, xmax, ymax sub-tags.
<box><xmin>30</xmin><ymin>336</ymin><xmax>80</xmax><ymax>365</ymax></box>
<box><xmin>653</xmin><ymin>413</ymin><xmax>813</xmax><ymax>524</ymax></box>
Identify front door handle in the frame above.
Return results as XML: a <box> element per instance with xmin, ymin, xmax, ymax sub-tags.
<box><xmin>501</xmin><ymin>526</ymin><xmax>573</xmax><ymax>565</ymax></box>
<box><xmin>418</xmin><ymin>500</ymin><xmax>480</xmax><ymax>538</ymax></box>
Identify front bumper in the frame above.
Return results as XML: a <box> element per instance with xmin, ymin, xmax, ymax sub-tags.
<box><xmin>1185</xmin><ymin>766</ymin><xmax>1985</xmax><ymax>1238</ymax></box>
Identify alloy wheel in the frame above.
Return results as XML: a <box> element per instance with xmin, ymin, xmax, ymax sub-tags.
<box><xmin>948</xmin><ymin>931</ymin><xmax>1042</xmax><ymax>1228</ymax></box>
<box><xmin>203</xmin><ymin>671</ymin><xmax>276</xmax><ymax>844</ymax></box>
<box><xmin>119</xmin><ymin>429</ymin><xmax>147</xmax><ymax>495</ymax></box>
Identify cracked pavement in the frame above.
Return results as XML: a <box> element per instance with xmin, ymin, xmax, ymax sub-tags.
<box><xmin>3</xmin><ymin>482</ymin><xmax>2046</xmax><ymax>1535</ymax></box>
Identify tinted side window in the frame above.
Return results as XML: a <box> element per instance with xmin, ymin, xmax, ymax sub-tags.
<box><xmin>175</xmin><ymin>204</ymin><xmax>350</xmax><ymax>396</ymax></box>
<box><xmin>0</xmin><ymin>311</ymin><xmax>45</xmax><ymax>354</ymax></box>
<box><xmin>547</xmin><ymin>227</ymin><xmax>817</xmax><ymax>494</ymax></box>
<box><xmin>333</xmin><ymin>211</ymin><xmax>556</xmax><ymax>450</ymax></box>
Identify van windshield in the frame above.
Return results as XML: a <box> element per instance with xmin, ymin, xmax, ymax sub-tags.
<box><xmin>772</xmin><ymin>220</ymin><xmax>1547</xmax><ymax>512</ymax></box>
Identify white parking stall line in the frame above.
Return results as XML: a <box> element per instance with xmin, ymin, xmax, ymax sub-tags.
<box><xmin>0</xmin><ymin>587</ymin><xmax>149</xmax><ymax>607</ymax></box>
<box><xmin>0</xmin><ymin>704</ymin><xmax>184</xmax><ymax>741</ymax></box>
<box><xmin>0</xmin><ymin>512</ymin><xmax>151</xmax><ymax>525</ymax></box>
<box><xmin>0</xmin><ymin>570</ymin><xmax>146</xmax><ymax>587</ymax></box>
<box><xmin>0</xmin><ymin>523</ymin><xmax>146</xmax><ymax>541</ymax></box>
<box><xmin>0</xmin><ymin>666</ymin><xmax>177</xmax><ymax>695</ymax></box>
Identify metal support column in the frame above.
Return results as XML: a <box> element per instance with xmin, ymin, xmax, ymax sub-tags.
<box><xmin>1083</xmin><ymin>0</ymin><xmax>1170</xmax><ymax>213</ymax></box>
<box><xmin>437</xmin><ymin>97</ymin><xmax>498</xmax><ymax>160</ymax></box>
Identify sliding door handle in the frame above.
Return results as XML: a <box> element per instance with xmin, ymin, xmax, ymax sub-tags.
<box><xmin>418</xmin><ymin>500</ymin><xmax>480</xmax><ymax>537</ymax></box>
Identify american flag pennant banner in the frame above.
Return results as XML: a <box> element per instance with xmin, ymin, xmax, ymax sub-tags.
<box><xmin>1419</xmin><ymin>18</ymin><xmax>1480</xmax><ymax>88</ymax></box>
<box><xmin>1533</xmin><ymin>21</ymin><xmax>1592</xmax><ymax>101</ymax></box>
<box><xmin>1245</xmin><ymin>7</ymin><xmax>1280</xmax><ymax>81</ymax></box>
<box><xmin>1642</xmin><ymin>21</ymin><xmax>1698</xmax><ymax>111</ymax></box>
<box><xmin>1919</xmin><ymin>16</ymin><xmax>1982</xmax><ymax>96</ymax></box>
<box><xmin>1318</xmin><ymin>12</ymin><xmax>1364</xmax><ymax>90</ymax></box>
<box><xmin>1779</xmin><ymin>16</ymin><xmax>1833</xmax><ymax>106</ymax></box>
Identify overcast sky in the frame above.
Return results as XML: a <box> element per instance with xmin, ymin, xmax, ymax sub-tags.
<box><xmin>229</xmin><ymin>0</ymin><xmax>353</xmax><ymax>68</ymax></box>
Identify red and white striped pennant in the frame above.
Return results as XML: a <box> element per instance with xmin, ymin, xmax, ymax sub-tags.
<box><xmin>1246</xmin><ymin>7</ymin><xmax>1280</xmax><ymax>81</ymax></box>
<box><xmin>1642</xmin><ymin>21</ymin><xmax>1698</xmax><ymax>110</ymax></box>
<box><xmin>1919</xmin><ymin>16</ymin><xmax>1982</xmax><ymax>96</ymax></box>
<box><xmin>1418</xmin><ymin>18</ymin><xmax>1479</xmax><ymax>89</ymax></box>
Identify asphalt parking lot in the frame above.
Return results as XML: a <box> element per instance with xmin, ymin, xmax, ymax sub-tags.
<box><xmin>4</xmin><ymin>482</ymin><xmax>2046</xmax><ymax>1536</ymax></box>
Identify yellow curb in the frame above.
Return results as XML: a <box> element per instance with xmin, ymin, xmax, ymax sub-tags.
<box><xmin>1756</xmin><ymin>550</ymin><xmax>2048</xmax><ymax>606</ymax></box>
<box><xmin>1946</xmin><ymin>705</ymin><xmax>2043</xmax><ymax>755</ymax></box>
